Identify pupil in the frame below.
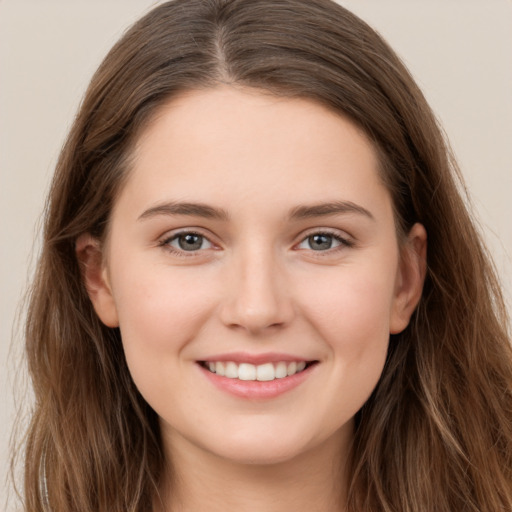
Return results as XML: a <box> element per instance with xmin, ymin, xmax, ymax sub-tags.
<box><xmin>310</xmin><ymin>234</ymin><xmax>332</xmax><ymax>250</ymax></box>
<box><xmin>179</xmin><ymin>234</ymin><xmax>202</xmax><ymax>251</ymax></box>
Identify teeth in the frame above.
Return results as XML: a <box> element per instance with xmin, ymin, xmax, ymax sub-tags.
<box><xmin>205</xmin><ymin>360</ymin><xmax>309</xmax><ymax>381</ymax></box>
<box><xmin>287</xmin><ymin>362</ymin><xmax>297</xmax><ymax>376</ymax></box>
<box><xmin>238</xmin><ymin>363</ymin><xmax>256</xmax><ymax>381</ymax></box>
<box><xmin>216</xmin><ymin>362</ymin><xmax>225</xmax><ymax>377</ymax></box>
<box><xmin>275</xmin><ymin>362</ymin><xmax>288</xmax><ymax>379</ymax></box>
<box><xmin>256</xmin><ymin>363</ymin><xmax>275</xmax><ymax>381</ymax></box>
<box><xmin>225</xmin><ymin>361</ymin><xmax>238</xmax><ymax>379</ymax></box>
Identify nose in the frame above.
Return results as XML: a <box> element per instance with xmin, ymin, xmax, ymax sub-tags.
<box><xmin>219</xmin><ymin>245</ymin><xmax>295</xmax><ymax>335</ymax></box>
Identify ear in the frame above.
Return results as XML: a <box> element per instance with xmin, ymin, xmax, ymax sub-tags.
<box><xmin>76</xmin><ymin>234</ymin><xmax>119</xmax><ymax>328</ymax></box>
<box><xmin>390</xmin><ymin>223</ymin><xmax>427</xmax><ymax>334</ymax></box>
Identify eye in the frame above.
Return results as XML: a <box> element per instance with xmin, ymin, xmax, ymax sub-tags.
<box><xmin>296</xmin><ymin>232</ymin><xmax>350</xmax><ymax>251</ymax></box>
<box><xmin>166</xmin><ymin>232</ymin><xmax>213</xmax><ymax>252</ymax></box>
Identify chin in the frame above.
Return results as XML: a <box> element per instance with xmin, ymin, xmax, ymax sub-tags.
<box><xmin>215</xmin><ymin>443</ymin><xmax>309</xmax><ymax>467</ymax></box>
<box><xmin>197</xmin><ymin>422</ymin><xmax>337</xmax><ymax>467</ymax></box>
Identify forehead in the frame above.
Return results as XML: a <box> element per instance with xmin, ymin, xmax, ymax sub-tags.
<box><xmin>138</xmin><ymin>86</ymin><xmax>375</xmax><ymax>155</ymax></box>
<box><xmin>116</xmin><ymin>86</ymin><xmax>391</xmax><ymax>220</ymax></box>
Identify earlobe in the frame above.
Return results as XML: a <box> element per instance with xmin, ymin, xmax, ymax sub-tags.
<box><xmin>390</xmin><ymin>223</ymin><xmax>427</xmax><ymax>334</ymax></box>
<box><xmin>75</xmin><ymin>234</ymin><xmax>119</xmax><ymax>328</ymax></box>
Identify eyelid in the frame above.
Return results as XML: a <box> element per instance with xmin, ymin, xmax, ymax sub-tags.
<box><xmin>156</xmin><ymin>226</ymin><xmax>355</xmax><ymax>258</ymax></box>
<box><xmin>294</xmin><ymin>228</ymin><xmax>355</xmax><ymax>252</ymax></box>
<box><xmin>158</xmin><ymin>228</ymin><xmax>219</xmax><ymax>256</ymax></box>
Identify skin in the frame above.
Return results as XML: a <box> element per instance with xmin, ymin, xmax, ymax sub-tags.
<box><xmin>79</xmin><ymin>86</ymin><xmax>426</xmax><ymax>511</ymax></box>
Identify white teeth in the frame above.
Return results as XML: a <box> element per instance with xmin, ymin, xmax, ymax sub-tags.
<box><xmin>238</xmin><ymin>363</ymin><xmax>256</xmax><ymax>381</ymax></box>
<box><xmin>206</xmin><ymin>360</ymin><xmax>309</xmax><ymax>381</ymax></box>
<box><xmin>216</xmin><ymin>362</ymin><xmax>225</xmax><ymax>377</ymax></box>
<box><xmin>225</xmin><ymin>361</ymin><xmax>238</xmax><ymax>379</ymax></box>
<box><xmin>275</xmin><ymin>362</ymin><xmax>288</xmax><ymax>378</ymax></box>
<box><xmin>287</xmin><ymin>362</ymin><xmax>297</xmax><ymax>376</ymax></box>
<box><xmin>256</xmin><ymin>363</ymin><xmax>275</xmax><ymax>381</ymax></box>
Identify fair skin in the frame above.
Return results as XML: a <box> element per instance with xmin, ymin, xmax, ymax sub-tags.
<box><xmin>78</xmin><ymin>86</ymin><xmax>426</xmax><ymax>512</ymax></box>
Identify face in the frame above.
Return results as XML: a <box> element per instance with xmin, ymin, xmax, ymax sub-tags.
<box><xmin>81</xmin><ymin>86</ymin><xmax>426</xmax><ymax>466</ymax></box>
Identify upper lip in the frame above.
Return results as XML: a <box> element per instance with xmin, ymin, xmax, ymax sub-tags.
<box><xmin>199</xmin><ymin>352</ymin><xmax>316</xmax><ymax>365</ymax></box>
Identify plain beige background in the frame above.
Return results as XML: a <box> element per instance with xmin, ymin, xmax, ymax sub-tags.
<box><xmin>1</xmin><ymin>1</ymin><xmax>511</xmax><ymax>509</ymax></box>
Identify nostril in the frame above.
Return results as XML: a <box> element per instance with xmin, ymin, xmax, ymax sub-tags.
<box><xmin>219</xmin><ymin>269</ymin><xmax>295</xmax><ymax>333</ymax></box>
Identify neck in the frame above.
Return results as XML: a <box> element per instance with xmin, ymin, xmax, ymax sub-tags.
<box><xmin>155</xmin><ymin>427</ymin><xmax>352</xmax><ymax>512</ymax></box>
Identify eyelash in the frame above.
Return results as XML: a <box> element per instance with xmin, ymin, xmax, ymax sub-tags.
<box><xmin>158</xmin><ymin>229</ymin><xmax>354</xmax><ymax>257</ymax></box>
<box><xmin>159</xmin><ymin>230</ymin><xmax>214</xmax><ymax>257</ymax></box>
<box><xmin>296</xmin><ymin>230</ymin><xmax>355</xmax><ymax>253</ymax></box>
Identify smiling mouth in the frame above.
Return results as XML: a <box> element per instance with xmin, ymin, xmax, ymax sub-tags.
<box><xmin>199</xmin><ymin>360</ymin><xmax>317</xmax><ymax>382</ymax></box>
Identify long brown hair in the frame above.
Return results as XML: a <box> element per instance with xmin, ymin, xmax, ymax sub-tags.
<box><xmin>18</xmin><ymin>0</ymin><xmax>512</xmax><ymax>510</ymax></box>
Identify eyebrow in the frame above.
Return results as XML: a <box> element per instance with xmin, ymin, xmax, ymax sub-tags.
<box><xmin>138</xmin><ymin>201</ymin><xmax>230</xmax><ymax>221</ymax></box>
<box><xmin>289</xmin><ymin>201</ymin><xmax>375</xmax><ymax>221</ymax></box>
<box><xmin>137</xmin><ymin>200</ymin><xmax>374</xmax><ymax>223</ymax></box>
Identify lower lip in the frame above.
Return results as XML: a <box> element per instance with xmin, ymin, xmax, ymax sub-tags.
<box><xmin>198</xmin><ymin>363</ymin><xmax>316</xmax><ymax>399</ymax></box>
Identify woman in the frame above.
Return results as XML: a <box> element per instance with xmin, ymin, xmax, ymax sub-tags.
<box><xmin>19</xmin><ymin>0</ymin><xmax>512</xmax><ymax>510</ymax></box>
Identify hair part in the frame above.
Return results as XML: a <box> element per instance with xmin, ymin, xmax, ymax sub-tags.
<box><xmin>18</xmin><ymin>1</ymin><xmax>512</xmax><ymax>511</ymax></box>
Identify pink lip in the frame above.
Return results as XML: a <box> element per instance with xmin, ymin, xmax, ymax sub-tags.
<box><xmin>200</xmin><ymin>352</ymin><xmax>311</xmax><ymax>365</ymax></box>
<box><xmin>197</xmin><ymin>361</ymin><xmax>317</xmax><ymax>400</ymax></box>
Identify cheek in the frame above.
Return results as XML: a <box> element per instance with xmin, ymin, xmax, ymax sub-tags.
<box><xmin>300</xmin><ymin>265</ymin><xmax>396</xmax><ymax>346</ymax></box>
<box><xmin>107</xmin><ymin>259</ymin><xmax>218</xmax><ymax>378</ymax></box>
<box><xmin>109</xmin><ymin>266</ymin><xmax>224</xmax><ymax>417</ymax></box>
<box><xmin>297</xmin><ymin>266</ymin><xmax>395</xmax><ymax>423</ymax></box>
<box><xmin>264</xmin><ymin>267</ymin><xmax>393</xmax><ymax>444</ymax></box>
<box><xmin>295</xmin><ymin>258</ymin><xmax>397</xmax><ymax>392</ymax></box>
